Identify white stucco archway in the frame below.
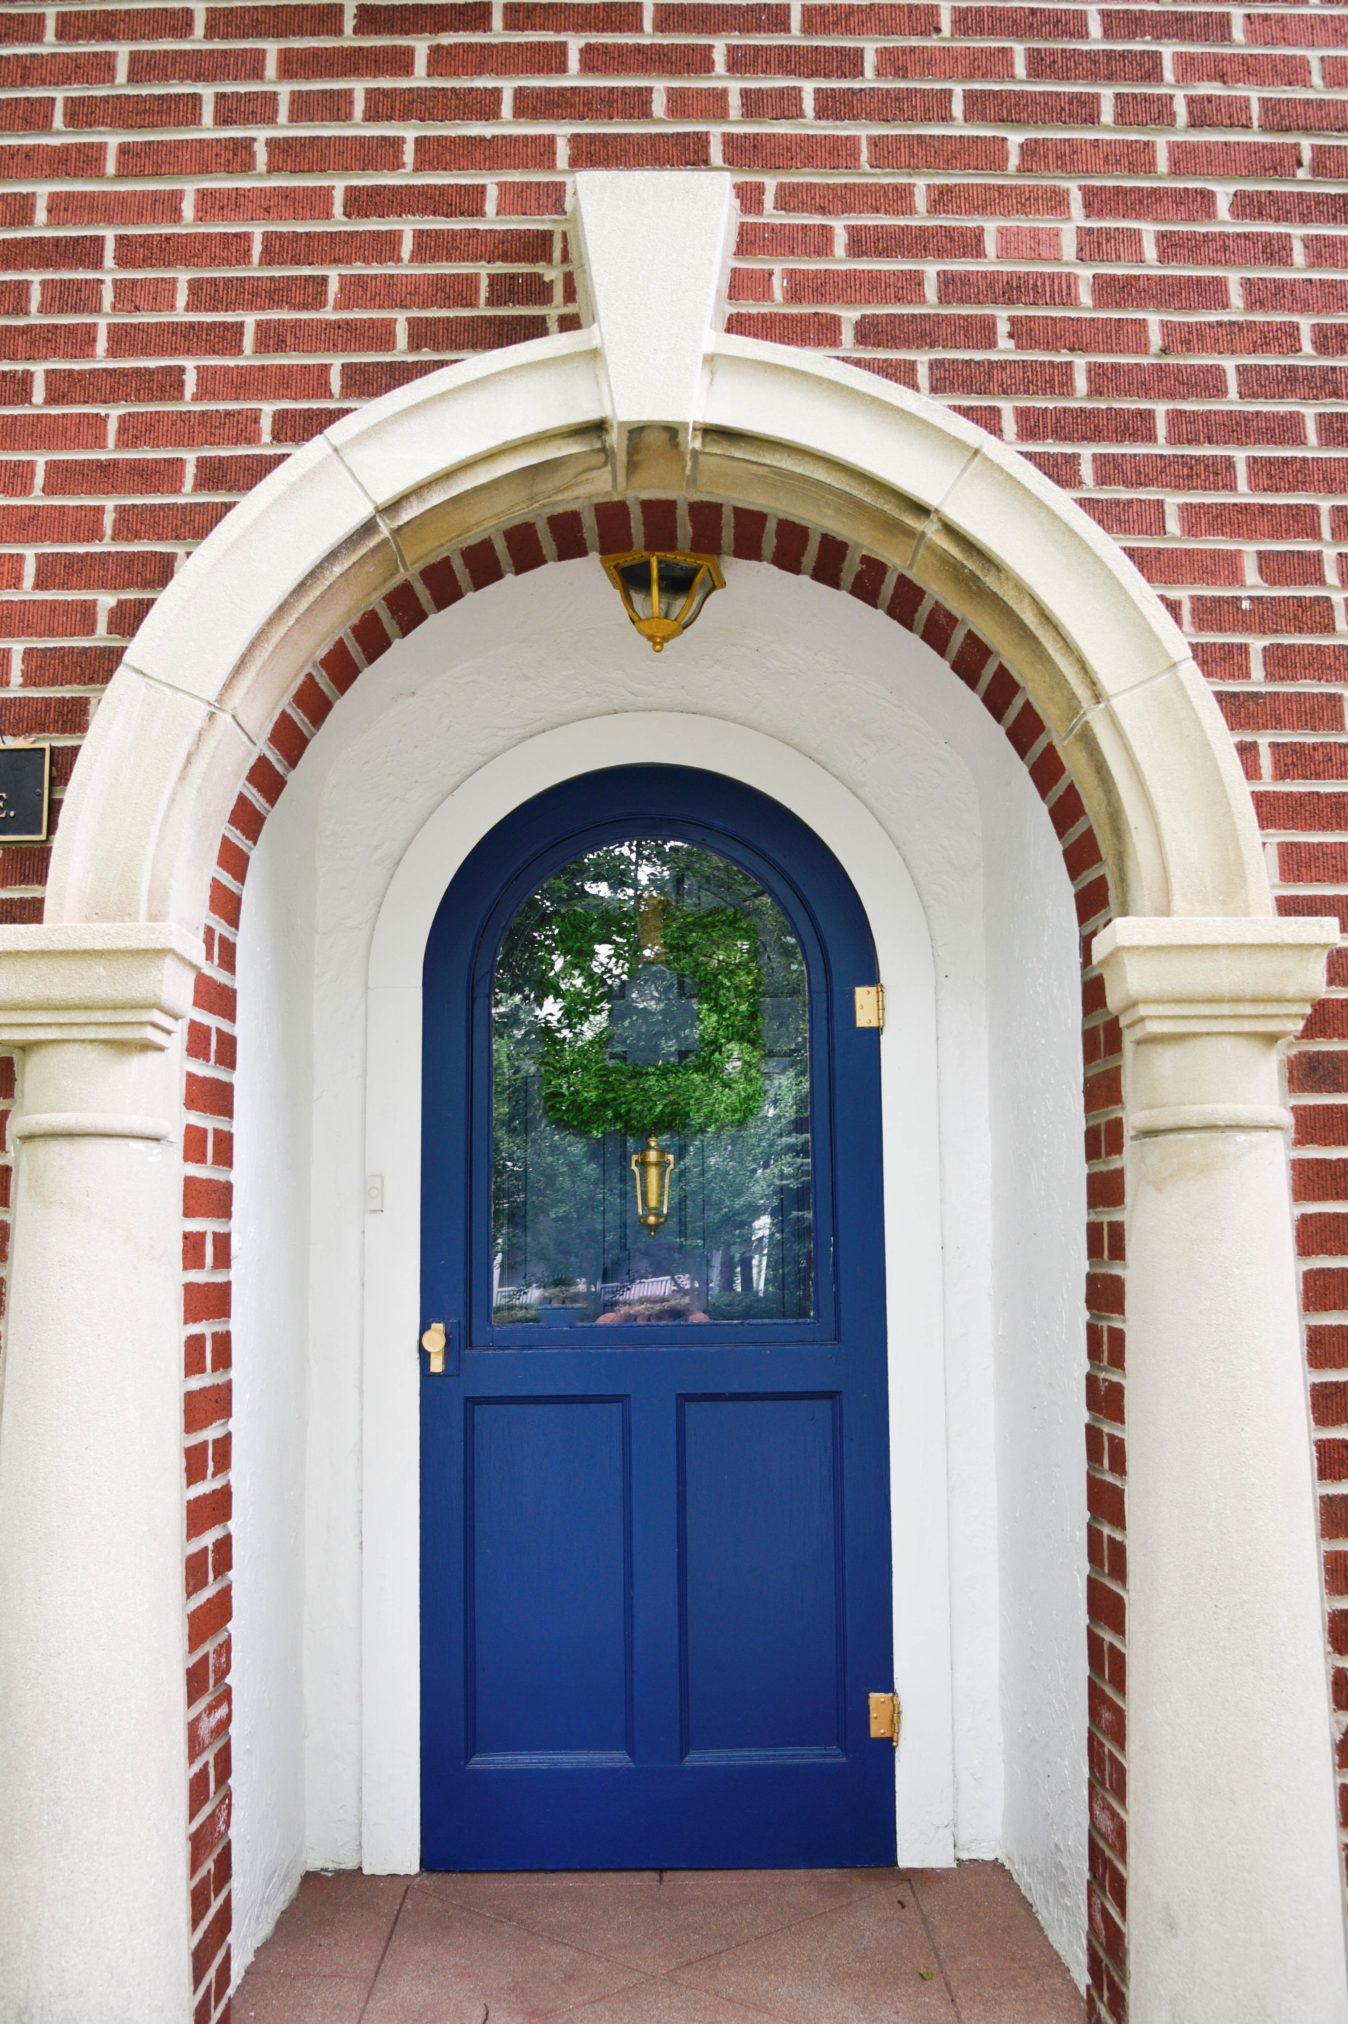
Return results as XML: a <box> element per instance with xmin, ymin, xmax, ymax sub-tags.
<box><xmin>359</xmin><ymin>706</ymin><xmax>955</xmax><ymax>1866</ymax></box>
<box><xmin>221</xmin><ymin>561</ymin><xmax>1096</xmax><ymax>1981</ymax></box>
<box><xmin>0</xmin><ymin>171</ymin><xmax>1342</xmax><ymax>2024</ymax></box>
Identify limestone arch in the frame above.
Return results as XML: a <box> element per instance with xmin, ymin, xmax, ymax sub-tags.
<box><xmin>46</xmin><ymin>215</ymin><xmax>1267</xmax><ymax>934</ymax></box>
<box><xmin>0</xmin><ymin>172</ymin><xmax>1343</xmax><ymax>2024</ymax></box>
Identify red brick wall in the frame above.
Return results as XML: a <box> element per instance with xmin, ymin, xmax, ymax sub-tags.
<box><xmin>182</xmin><ymin>941</ymin><xmax>236</xmax><ymax>2023</ymax></box>
<box><xmin>0</xmin><ymin>3</ymin><xmax>1342</xmax><ymax>2020</ymax></box>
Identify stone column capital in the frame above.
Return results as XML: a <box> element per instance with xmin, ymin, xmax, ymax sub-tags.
<box><xmin>1093</xmin><ymin>915</ymin><xmax>1341</xmax><ymax>1138</ymax></box>
<box><xmin>1093</xmin><ymin>915</ymin><xmax>1339</xmax><ymax>1039</ymax></box>
<box><xmin>0</xmin><ymin>922</ymin><xmax>203</xmax><ymax>1051</ymax></box>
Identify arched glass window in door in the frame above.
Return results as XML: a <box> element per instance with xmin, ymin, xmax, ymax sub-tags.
<box><xmin>490</xmin><ymin>837</ymin><xmax>814</xmax><ymax>1326</ymax></box>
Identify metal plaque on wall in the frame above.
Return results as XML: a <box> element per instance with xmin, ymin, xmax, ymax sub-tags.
<box><xmin>0</xmin><ymin>743</ymin><xmax>50</xmax><ymax>843</ymax></box>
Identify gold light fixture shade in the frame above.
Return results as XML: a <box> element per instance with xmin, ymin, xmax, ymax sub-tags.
<box><xmin>631</xmin><ymin>1129</ymin><xmax>675</xmax><ymax>1235</ymax></box>
<box><xmin>602</xmin><ymin>549</ymin><xmax>725</xmax><ymax>652</ymax></box>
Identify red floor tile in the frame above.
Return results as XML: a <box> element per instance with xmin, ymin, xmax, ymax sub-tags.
<box><xmin>425</xmin><ymin>1866</ymin><xmax>887</xmax><ymax>1975</ymax></box>
<box><xmin>910</xmin><ymin>1864</ymin><xmax>1086</xmax><ymax>2024</ymax></box>
<box><xmin>232</xmin><ymin>1971</ymin><xmax>372</xmax><ymax>2024</ymax></box>
<box><xmin>670</xmin><ymin>1881</ymin><xmax>957</xmax><ymax>2024</ymax></box>
<box><xmin>542</xmin><ymin>1979</ymin><xmax>800</xmax><ymax>2022</ymax></box>
<box><xmin>360</xmin><ymin>1888</ymin><xmax>641</xmax><ymax>2023</ymax></box>
<box><xmin>232</xmin><ymin>1861</ymin><xmax>1085</xmax><ymax>2024</ymax></box>
<box><xmin>243</xmin><ymin>1872</ymin><xmax>407</xmax><ymax>1982</ymax></box>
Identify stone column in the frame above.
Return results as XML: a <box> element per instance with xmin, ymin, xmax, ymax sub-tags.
<box><xmin>0</xmin><ymin>925</ymin><xmax>201</xmax><ymax>2024</ymax></box>
<box><xmin>1096</xmin><ymin>916</ymin><xmax>1348</xmax><ymax>2024</ymax></box>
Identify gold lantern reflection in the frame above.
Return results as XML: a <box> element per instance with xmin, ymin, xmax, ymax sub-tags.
<box><xmin>631</xmin><ymin>1129</ymin><xmax>675</xmax><ymax>1236</ymax></box>
<box><xmin>602</xmin><ymin>550</ymin><xmax>724</xmax><ymax>653</ymax></box>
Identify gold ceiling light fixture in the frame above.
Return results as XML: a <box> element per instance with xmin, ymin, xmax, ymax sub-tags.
<box><xmin>602</xmin><ymin>549</ymin><xmax>725</xmax><ymax>653</ymax></box>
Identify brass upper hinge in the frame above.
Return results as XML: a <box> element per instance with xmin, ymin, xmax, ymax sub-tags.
<box><xmin>855</xmin><ymin>984</ymin><xmax>885</xmax><ymax>1031</ymax></box>
<box><xmin>869</xmin><ymin>1691</ymin><xmax>901</xmax><ymax>1747</ymax></box>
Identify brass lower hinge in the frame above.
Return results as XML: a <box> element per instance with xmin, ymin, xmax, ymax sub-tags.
<box><xmin>869</xmin><ymin>1691</ymin><xmax>901</xmax><ymax>1747</ymax></box>
<box><xmin>854</xmin><ymin>985</ymin><xmax>885</xmax><ymax>1031</ymax></box>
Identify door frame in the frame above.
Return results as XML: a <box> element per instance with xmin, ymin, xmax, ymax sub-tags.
<box><xmin>360</xmin><ymin>711</ymin><xmax>950</xmax><ymax>1873</ymax></box>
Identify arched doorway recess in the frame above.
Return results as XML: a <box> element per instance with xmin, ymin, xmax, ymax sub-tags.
<box><xmin>0</xmin><ymin>171</ymin><xmax>1341</xmax><ymax>2024</ymax></box>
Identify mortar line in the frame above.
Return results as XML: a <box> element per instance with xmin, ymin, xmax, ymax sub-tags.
<box><xmin>909</xmin><ymin>1874</ymin><xmax>967</xmax><ymax>2024</ymax></box>
<box><xmin>357</xmin><ymin>1880</ymin><xmax>412</xmax><ymax>2021</ymax></box>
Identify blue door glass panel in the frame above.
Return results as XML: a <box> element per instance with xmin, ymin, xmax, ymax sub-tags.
<box><xmin>421</xmin><ymin>765</ymin><xmax>894</xmax><ymax>1870</ymax></box>
<box><xmin>490</xmin><ymin>839</ymin><xmax>814</xmax><ymax>1326</ymax></box>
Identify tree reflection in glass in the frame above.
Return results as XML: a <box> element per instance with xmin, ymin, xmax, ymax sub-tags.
<box><xmin>491</xmin><ymin>838</ymin><xmax>813</xmax><ymax>1327</ymax></box>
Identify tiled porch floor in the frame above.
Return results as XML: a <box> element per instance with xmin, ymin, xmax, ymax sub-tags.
<box><xmin>232</xmin><ymin>1862</ymin><xmax>1085</xmax><ymax>2023</ymax></box>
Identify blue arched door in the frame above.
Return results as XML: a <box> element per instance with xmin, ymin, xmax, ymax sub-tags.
<box><xmin>420</xmin><ymin>766</ymin><xmax>895</xmax><ymax>1869</ymax></box>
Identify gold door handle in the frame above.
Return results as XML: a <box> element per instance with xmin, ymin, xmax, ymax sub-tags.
<box><xmin>421</xmin><ymin>1321</ymin><xmax>446</xmax><ymax>1375</ymax></box>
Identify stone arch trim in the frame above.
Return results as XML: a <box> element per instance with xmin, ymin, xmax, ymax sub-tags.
<box><xmin>181</xmin><ymin>493</ymin><xmax>1127</xmax><ymax>2024</ymax></box>
<box><xmin>42</xmin><ymin>321</ymin><xmax>1268</xmax><ymax>938</ymax></box>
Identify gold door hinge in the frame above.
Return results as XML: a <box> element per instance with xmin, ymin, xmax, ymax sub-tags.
<box><xmin>421</xmin><ymin>1321</ymin><xmax>446</xmax><ymax>1375</ymax></box>
<box><xmin>869</xmin><ymin>1691</ymin><xmax>901</xmax><ymax>1746</ymax></box>
<box><xmin>854</xmin><ymin>985</ymin><xmax>885</xmax><ymax>1031</ymax></box>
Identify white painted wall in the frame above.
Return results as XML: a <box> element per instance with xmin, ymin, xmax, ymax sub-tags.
<box><xmin>230</xmin><ymin>559</ymin><xmax>1087</xmax><ymax>1984</ymax></box>
<box><xmin>230</xmin><ymin>795</ymin><xmax>315</xmax><ymax>1966</ymax></box>
<box><xmin>359</xmin><ymin>707</ymin><xmax>956</xmax><ymax>1880</ymax></box>
<box><xmin>984</xmin><ymin>757</ymin><xmax>1089</xmax><ymax>1956</ymax></box>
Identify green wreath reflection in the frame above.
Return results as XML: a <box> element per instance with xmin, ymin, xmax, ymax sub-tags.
<box><xmin>534</xmin><ymin>898</ymin><xmax>764</xmax><ymax>1140</ymax></box>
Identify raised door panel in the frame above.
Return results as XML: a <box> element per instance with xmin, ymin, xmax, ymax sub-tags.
<box><xmin>680</xmin><ymin>1394</ymin><xmax>843</xmax><ymax>1760</ymax></box>
<box><xmin>467</xmin><ymin>1397</ymin><xmax>632</xmax><ymax>1763</ymax></box>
